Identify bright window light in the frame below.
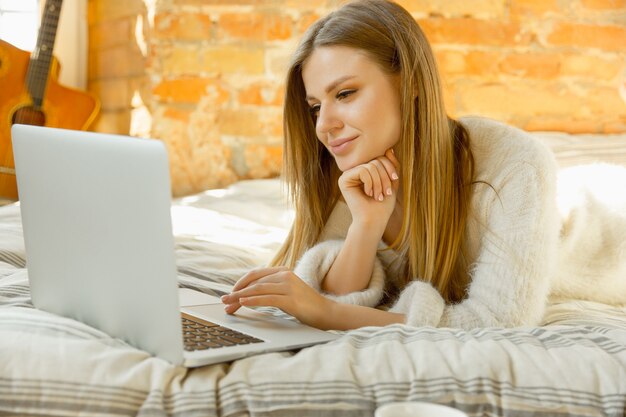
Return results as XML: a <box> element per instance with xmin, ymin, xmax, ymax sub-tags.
<box><xmin>0</xmin><ymin>0</ymin><xmax>39</xmax><ymax>51</ymax></box>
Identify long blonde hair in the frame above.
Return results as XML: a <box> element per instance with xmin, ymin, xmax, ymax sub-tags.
<box><xmin>272</xmin><ymin>0</ymin><xmax>474</xmax><ymax>303</ymax></box>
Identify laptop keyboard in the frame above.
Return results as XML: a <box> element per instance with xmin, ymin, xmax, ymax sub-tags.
<box><xmin>181</xmin><ymin>312</ymin><xmax>264</xmax><ymax>351</ymax></box>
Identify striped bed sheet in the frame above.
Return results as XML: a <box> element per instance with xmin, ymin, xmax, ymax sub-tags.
<box><xmin>0</xmin><ymin>178</ymin><xmax>625</xmax><ymax>417</ymax></box>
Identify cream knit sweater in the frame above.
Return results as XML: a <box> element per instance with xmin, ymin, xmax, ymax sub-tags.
<box><xmin>294</xmin><ymin>116</ymin><xmax>562</xmax><ymax>329</ymax></box>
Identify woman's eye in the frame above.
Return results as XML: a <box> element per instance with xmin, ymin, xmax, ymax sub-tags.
<box><xmin>336</xmin><ymin>89</ymin><xmax>355</xmax><ymax>100</ymax></box>
<box><xmin>308</xmin><ymin>104</ymin><xmax>320</xmax><ymax>119</ymax></box>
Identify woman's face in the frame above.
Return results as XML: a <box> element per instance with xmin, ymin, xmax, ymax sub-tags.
<box><xmin>302</xmin><ymin>45</ymin><xmax>402</xmax><ymax>172</ymax></box>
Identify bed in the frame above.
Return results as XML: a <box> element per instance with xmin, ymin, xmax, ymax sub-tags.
<box><xmin>1</xmin><ymin>130</ymin><xmax>625</xmax><ymax>416</ymax></box>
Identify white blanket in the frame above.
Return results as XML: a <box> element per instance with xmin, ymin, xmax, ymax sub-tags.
<box><xmin>0</xmin><ymin>178</ymin><xmax>625</xmax><ymax>417</ymax></box>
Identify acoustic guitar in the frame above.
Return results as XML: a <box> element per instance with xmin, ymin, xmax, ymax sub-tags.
<box><xmin>0</xmin><ymin>0</ymin><xmax>100</xmax><ymax>200</ymax></box>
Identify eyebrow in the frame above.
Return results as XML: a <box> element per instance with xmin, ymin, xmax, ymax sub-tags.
<box><xmin>305</xmin><ymin>75</ymin><xmax>356</xmax><ymax>101</ymax></box>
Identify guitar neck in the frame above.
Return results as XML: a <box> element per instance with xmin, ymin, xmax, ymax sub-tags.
<box><xmin>26</xmin><ymin>0</ymin><xmax>63</xmax><ymax>109</ymax></box>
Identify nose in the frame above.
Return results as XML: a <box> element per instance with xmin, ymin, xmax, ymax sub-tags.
<box><xmin>315</xmin><ymin>103</ymin><xmax>343</xmax><ymax>136</ymax></box>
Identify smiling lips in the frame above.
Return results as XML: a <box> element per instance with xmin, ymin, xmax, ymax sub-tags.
<box><xmin>328</xmin><ymin>136</ymin><xmax>357</xmax><ymax>155</ymax></box>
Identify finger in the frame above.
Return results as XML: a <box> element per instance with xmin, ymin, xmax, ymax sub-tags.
<box><xmin>354</xmin><ymin>165</ymin><xmax>374</xmax><ymax>197</ymax></box>
<box><xmin>224</xmin><ymin>302</ymin><xmax>241</xmax><ymax>315</ymax></box>
<box><xmin>385</xmin><ymin>148</ymin><xmax>400</xmax><ymax>172</ymax></box>
<box><xmin>364</xmin><ymin>160</ymin><xmax>385</xmax><ymax>201</ymax></box>
<box><xmin>224</xmin><ymin>272</ymin><xmax>291</xmax><ymax>313</ymax></box>
<box><xmin>370</xmin><ymin>159</ymin><xmax>392</xmax><ymax>200</ymax></box>
<box><xmin>223</xmin><ymin>272</ymin><xmax>289</xmax><ymax>303</ymax></box>
<box><xmin>229</xmin><ymin>282</ymin><xmax>286</xmax><ymax>302</ymax></box>
<box><xmin>232</xmin><ymin>266</ymin><xmax>288</xmax><ymax>292</ymax></box>
<box><xmin>379</xmin><ymin>154</ymin><xmax>399</xmax><ymax>181</ymax></box>
<box><xmin>375</xmin><ymin>156</ymin><xmax>399</xmax><ymax>193</ymax></box>
<box><xmin>239</xmin><ymin>294</ymin><xmax>285</xmax><ymax>310</ymax></box>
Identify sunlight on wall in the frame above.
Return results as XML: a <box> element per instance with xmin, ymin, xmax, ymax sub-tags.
<box><xmin>130</xmin><ymin>90</ymin><xmax>152</xmax><ymax>137</ymax></box>
<box><xmin>619</xmin><ymin>67</ymin><xmax>626</xmax><ymax>103</ymax></box>
<box><xmin>143</xmin><ymin>0</ymin><xmax>156</xmax><ymax>26</ymax></box>
<box><xmin>134</xmin><ymin>13</ymin><xmax>147</xmax><ymax>57</ymax></box>
<box><xmin>129</xmin><ymin>10</ymin><xmax>151</xmax><ymax>137</ymax></box>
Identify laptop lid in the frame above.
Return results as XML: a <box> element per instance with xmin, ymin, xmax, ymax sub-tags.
<box><xmin>12</xmin><ymin>124</ymin><xmax>185</xmax><ymax>364</ymax></box>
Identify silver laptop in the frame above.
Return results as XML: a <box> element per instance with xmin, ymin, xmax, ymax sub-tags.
<box><xmin>12</xmin><ymin>124</ymin><xmax>338</xmax><ymax>367</ymax></box>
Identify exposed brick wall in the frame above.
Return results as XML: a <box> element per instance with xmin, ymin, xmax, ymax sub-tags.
<box><xmin>88</xmin><ymin>0</ymin><xmax>626</xmax><ymax>196</ymax></box>
<box><xmin>88</xmin><ymin>0</ymin><xmax>149</xmax><ymax>135</ymax></box>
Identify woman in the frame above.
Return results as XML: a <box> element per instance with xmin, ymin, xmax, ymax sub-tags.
<box><xmin>221</xmin><ymin>0</ymin><xmax>560</xmax><ymax>330</ymax></box>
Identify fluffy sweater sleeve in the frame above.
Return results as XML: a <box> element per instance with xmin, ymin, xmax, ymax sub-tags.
<box><xmin>292</xmin><ymin>200</ymin><xmax>386</xmax><ymax>307</ymax></box>
<box><xmin>293</xmin><ymin>239</ymin><xmax>386</xmax><ymax>307</ymax></box>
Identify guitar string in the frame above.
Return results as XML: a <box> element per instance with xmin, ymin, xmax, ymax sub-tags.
<box><xmin>17</xmin><ymin>0</ymin><xmax>62</xmax><ymax>125</ymax></box>
<box><xmin>31</xmin><ymin>2</ymin><xmax>58</xmax><ymax>107</ymax></box>
<box><xmin>31</xmin><ymin>2</ymin><xmax>59</xmax><ymax>107</ymax></box>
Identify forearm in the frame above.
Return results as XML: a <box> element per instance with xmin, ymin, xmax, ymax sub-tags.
<box><xmin>321</xmin><ymin>222</ymin><xmax>382</xmax><ymax>294</ymax></box>
<box><xmin>317</xmin><ymin>301</ymin><xmax>405</xmax><ymax>331</ymax></box>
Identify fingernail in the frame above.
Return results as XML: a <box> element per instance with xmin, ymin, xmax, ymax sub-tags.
<box><xmin>378</xmin><ymin>194</ymin><xmax>384</xmax><ymax>201</ymax></box>
<box><xmin>391</xmin><ymin>148</ymin><xmax>395</xmax><ymax>154</ymax></box>
<box><xmin>392</xmin><ymin>172</ymin><xmax>399</xmax><ymax>180</ymax></box>
<box><xmin>386</xmin><ymin>187</ymin><xmax>392</xmax><ymax>196</ymax></box>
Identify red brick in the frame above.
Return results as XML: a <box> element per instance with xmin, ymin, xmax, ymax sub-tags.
<box><xmin>154</xmin><ymin>12</ymin><xmax>213</xmax><ymax>41</ymax></box>
<box><xmin>396</xmin><ymin>0</ymin><xmax>429</xmax><ymax>12</ymax></box>
<box><xmin>90</xmin><ymin>79</ymin><xmax>131</xmax><ymax>110</ymax></box>
<box><xmin>586</xmin><ymin>87</ymin><xmax>626</xmax><ymax>116</ymax></box>
<box><xmin>244</xmin><ymin>144</ymin><xmax>283</xmax><ymax>179</ymax></box>
<box><xmin>238</xmin><ymin>81</ymin><xmax>284</xmax><ymax>106</ymax></box>
<box><xmin>441</xmin><ymin>80</ymin><xmax>456</xmax><ymax>114</ymax></box>
<box><xmin>499</xmin><ymin>53</ymin><xmax>561</xmax><ymax>79</ymax></box>
<box><xmin>218</xmin><ymin>109</ymin><xmax>262</xmax><ymax>136</ymax></box>
<box><xmin>435</xmin><ymin>50</ymin><xmax>502</xmax><ymax>77</ymax></box>
<box><xmin>419</xmin><ymin>18</ymin><xmax>532</xmax><ymax>46</ymax></box>
<box><xmin>412</xmin><ymin>0</ymin><xmax>506</xmax><ymax>19</ymax></box>
<box><xmin>279</xmin><ymin>0</ymin><xmax>328</xmax><ymax>8</ymax></box>
<box><xmin>259</xmin><ymin>107</ymin><xmax>284</xmax><ymax>137</ymax></box>
<box><xmin>89</xmin><ymin>45</ymin><xmax>145</xmax><ymax>79</ymax></box>
<box><xmin>434</xmin><ymin>50</ymin><xmax>466</xmax><ymax>74</ymax></box>
<box><xmin>91</xmin><ymin>0</ymin><xmax>144</xmax><ymax>22</ymax></box>
<box><xmin>524</xmin><ymin>117</ymin><xmax>602</xmax><ymax>133</ymax></box>
<box><xmin>163</xmin><ymin>106</ymin><xmax>192</xmax><ymax>122</ymax></box>
<box><xmin>581</xmin><ymin>0</ymin><xmax>626</xmax><ymax>9</ymax></box>
<box><xmin>174</xmin><ymin>0</ymin><xmax>324</xmax><ymax>5</ymax></box>
<box><xmin>266</xmin><ymin>47</ymin><xmax>292</xmax><ymax>79</ymax></box>
<box><xmin>560</xmin><ymin>54</ymin><xmax>623</xmax><ymax>80</ymax></box>
<box><xmin>546</xmin><ymin>22</ymin><xmax>626</xmax><ymax>51</ymax></box>
<box><xmin>463</xmin><ymin>51</ymin><xmax>501</xmax><ymax>76</ymax></box>
<box><xmin>90</xmin><ymin>18</ymin><xmax>132</xmax><ymax>49</ymax></box>
<box><xmin>218</xmin><ymin>12</ymin><xmax>292</xmax><ymax>42</ymax></box>
<box><xmin>296</xmin><ymin>12</ymin><xmax>321</xmax><ymax>35</ymax></box>
<box><xmin>160</xmin><ymin>45</ymin><xmax>264</xmax><ymax>75</ymax></box>
<box><xmin>602</xmin><ymin>120</ymin><xmax>626</xmax><ymax>133</ymax></box>
<box><xmin>458</xmin><ymin>82</ymin><xmax>581</xmax><ymax>117</ymax></box>
<box><xmin>153</xmin><ymin>77</ymin><xmax>229</xmax><ymax>104</ymax></box>
<box><xmin>510</xmin><ymin>0</ymin><xmax>560</xmax><ymax>16</ymax></box>
<box><xmin>92</xmin><ymin>110</ymin><xmax>131</xmax><ymax>134</ymax></box>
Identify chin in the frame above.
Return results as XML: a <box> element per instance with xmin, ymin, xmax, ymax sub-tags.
<box><xmin>335</xmin><ymin>158</ymin><xmax>358</xmax><ymax>172</ymax></box>
<box><xmin>334</xmin><ymin>153</ymin><xmax>377</xmax><ymax>172</ymax></box>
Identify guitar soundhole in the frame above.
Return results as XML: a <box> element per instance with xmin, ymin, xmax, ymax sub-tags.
<box><xmin>12</xmin><ymin>106</ymin><xmax>46</xmax><ymax>127</ymax></box>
